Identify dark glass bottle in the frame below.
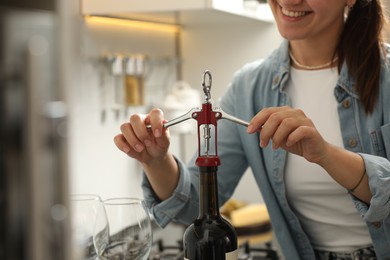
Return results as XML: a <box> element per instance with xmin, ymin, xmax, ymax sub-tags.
<box><xmin>183</xmin><ymin>166</ymin><xmax>238</xmax><ymax>260</ymax></box>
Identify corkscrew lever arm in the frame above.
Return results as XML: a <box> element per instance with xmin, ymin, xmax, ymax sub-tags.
<box><xmin>146</xmin><ymin>107</ymin><xmax>200</xmax><ymax>130</ymax></box>
<box><xmin>214</xmin><ymin>108</ymin><xmax>250</xmax><ymax>127</ymax></box>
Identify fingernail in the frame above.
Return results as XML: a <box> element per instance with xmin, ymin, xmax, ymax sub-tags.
<box><xmin>122</xmin><ymin>146</ymin><xmax>130</xmax><ymax>153</ymax></box>
<box><xmin>260</xmin><ymin>140</ymin><xmax>266</xmax><ymax>148</ymax></box>
<box><xmin>154</xmin><ymin>129</ymin><xmax>161</xmax><ymax>137</ymax></box>
<box><xmin>247</xmin><ymin>125</ymin><xmax>254</xmax><ymax>133</ymax></box>
<box><xmin>134</xmin><ymin>144</ymin><xmax>143</xmax><ymax>152</ymax></box>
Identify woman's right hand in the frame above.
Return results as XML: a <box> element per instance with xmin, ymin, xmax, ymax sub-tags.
<box><xmin>113</xmin><ymin>108</ymin><xmax>171</xmax><ymax>165</ymax></box>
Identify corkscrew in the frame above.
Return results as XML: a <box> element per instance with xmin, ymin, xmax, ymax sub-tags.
<box><xmin>147</xmin><ymin>70</ymin><xmax>249</xmax><ymax>165</ymax></box>
<box><xmin>146</xmin><ymin>71</ymin><xmax>249</xmax><ymax>128</ymax></box>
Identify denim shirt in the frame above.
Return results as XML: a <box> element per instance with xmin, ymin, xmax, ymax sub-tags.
<box><xmin>142</xmin><ymin>40</ymin><xmax>390</xmax><ymax>259</ymax></box>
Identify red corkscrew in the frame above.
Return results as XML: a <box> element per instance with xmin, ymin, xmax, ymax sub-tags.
<box><xmin>194</xmin><ymin>70</ymin><xmax>222</xmax><ymax>167</ymax></box>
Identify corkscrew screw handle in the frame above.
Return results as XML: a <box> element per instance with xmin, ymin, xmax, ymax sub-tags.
<box><xmin>201</xmin><ymin>70</ymin><xmax>249</xmax><ymax>127</ymax></box>
<box><xmin>202</xmin><ymin>70</ymin><xmax>212</xmax><ymax>103</ymax></box>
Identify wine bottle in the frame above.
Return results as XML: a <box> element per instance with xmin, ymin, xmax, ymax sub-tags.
<box><xmin>183</xmin><ymin>71</ymin><xmax>238</xmax><ymax>259</ymax></box>
<box><xmin>183</xmin><ymin>166</ymin><xmax>238</xmax><ymax>260</ymax></box>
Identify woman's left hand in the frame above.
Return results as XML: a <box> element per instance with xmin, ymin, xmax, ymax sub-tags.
<box><xmin>247</xmin><ymin>106</ymin><xmax>330</xmax><ymax>164</ymax></box>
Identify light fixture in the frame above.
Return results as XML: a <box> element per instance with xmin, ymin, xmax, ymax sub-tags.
<box><xmin>84</xmin><ymin>15</ymin><xmax>181</xmax><ymax>33</ymax></box>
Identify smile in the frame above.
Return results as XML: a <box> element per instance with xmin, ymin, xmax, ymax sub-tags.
<box><xmin>281</xmin><ymin>8</ymin><xmax>308</xmax><ymax>18</ymax></box>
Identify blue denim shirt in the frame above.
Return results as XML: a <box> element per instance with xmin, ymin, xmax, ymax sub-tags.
<box><xmin>142</xmin><ymin>40</ymin><xmax>390</xmax><ymax>259</ymax></box>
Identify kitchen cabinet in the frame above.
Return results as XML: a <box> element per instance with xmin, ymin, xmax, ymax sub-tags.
<box><xmin>81</xmin><ymin>0</ymin><xmax>274</xmax><ymax>26</ymax></box>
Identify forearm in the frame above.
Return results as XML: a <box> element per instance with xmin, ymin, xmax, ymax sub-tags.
<box><xmin>318</xmin><ymin>144</ymin><xmax>372</xmax><ymax>204</ymax></box>
<box><xmin>142</xmin><ymin>152</ymin><xmax>180</xmax><ymax>201</ymax></box>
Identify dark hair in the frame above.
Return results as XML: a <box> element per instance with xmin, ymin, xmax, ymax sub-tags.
<box><xmin>337</xmin><ymin>0</ymin><xmax>386</xmax><ymax>114</ymax></box>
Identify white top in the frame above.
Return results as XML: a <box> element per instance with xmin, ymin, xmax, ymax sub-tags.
<box><xmin>284</xmin><ymin>67</ymin><xmax>372</xmax><ymax>252</ymax></box>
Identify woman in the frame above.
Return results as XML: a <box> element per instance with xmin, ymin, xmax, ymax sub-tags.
<box><xmin>114</xmin><ymin>0</ymin><xmax>390</xmax><ymax>258</ymax></box>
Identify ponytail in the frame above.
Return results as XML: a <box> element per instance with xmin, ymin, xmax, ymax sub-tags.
<box><xmin>337</xmin><ymin>0</ymin><xmax>386</xmax><ymax>114</ymax></box>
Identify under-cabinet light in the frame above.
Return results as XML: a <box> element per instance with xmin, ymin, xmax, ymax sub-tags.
<box><xmin>84</xmin><ymin>16</ymin><xmax>181</xmax><ymax>33</ymax></box>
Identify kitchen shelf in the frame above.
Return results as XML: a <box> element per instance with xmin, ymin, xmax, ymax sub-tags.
<box><xmin>81</xmin><ymin>0</ymin><xmax>274</xmax><ymax>26</ymax></box>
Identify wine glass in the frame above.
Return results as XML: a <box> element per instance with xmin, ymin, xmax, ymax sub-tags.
<box><xmin>101</xmin><ymin>198</ymin><xmax>152</xmax><ymax>260</ymax></box>
<box><xmin>70</xmin><ymin>194</ymin><xmax>109</xmax><ymax>260</ymax></box>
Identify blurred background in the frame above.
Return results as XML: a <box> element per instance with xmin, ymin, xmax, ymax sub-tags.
<box><xmin>1</xmin><ymin>0</ymin><xmax>389</xmax><ymax>259</ymax></box>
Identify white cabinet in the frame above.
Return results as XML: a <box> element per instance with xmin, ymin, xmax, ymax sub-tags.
<box><xmin>81</xmin><ymin>0</ymin><xmax>274</xmax><ymax>26</ymax></box>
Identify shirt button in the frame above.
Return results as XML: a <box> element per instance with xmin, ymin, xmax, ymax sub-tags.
<box><xmin>343</xmin><ymin>99</ymin><xmax>351</xmax><ymax>108</ymax></box>
<box><xmin>274</xmin><ymin>169</ymin><xmax>281</xmax><ymax>179</ymax></box>
<box><xmin>348</xmin><ymin>138</ymin><xmax>358</xmax><ymax>148</ymax></box>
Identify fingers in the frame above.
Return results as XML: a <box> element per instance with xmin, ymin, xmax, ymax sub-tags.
<box><xmin>285</xmin><ymin>125</ymin><xmax>316</xmax><ymax>147</ymax></box>
<box><xmin>271</xmin><ymin>117</ymin><xmax>313</xmax><ymax>149</ymax></box>
<box><xmin>124</xmin><ymin>109</ymin><xmax>163</xmax><ymax>149</ymax></box>
<box><xmin>128</xmin><ymin>114</ymin><xmax>151</xmax><ymax>152</ymax></box>
<box><xmin>113</xmin><ymin>133</ymin><xmax>131</xmax><ymax>154</ymax></box>
<box><xmin>113</xmin><ymin>132</ymin><xmax>145</xmax><ymax>160</ymax></box>
<box><xmin>147</xmin><ymin>108</ymin><xmax>165</xmax><ymax>138</ymax></box>
<box><xmin>247</xmin><ymin>106</ymin><xmax>288</xmax><ymax>133</ymax></box>
<box><xmin>248</xmin><ymin>106</ymin><xmax>314</xmax><ymax>149</ymax></box>
<box><xmin>114</xmin><ymin>108</ymin><xmax>170</xmax><ymax>161</ymax></box>
<box><xmin>122</xmin><ymin>119</ymin><xmax>147</xmax><ymax>152</ymax></box>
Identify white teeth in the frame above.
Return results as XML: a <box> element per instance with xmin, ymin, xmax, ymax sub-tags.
<box><xmin>281</xmin><ymin>8</ymin><xmax>306</xmax><ymax>18</ymax></box>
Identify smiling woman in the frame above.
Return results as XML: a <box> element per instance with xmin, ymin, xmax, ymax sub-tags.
<box><xmin>114</xmin><ymin>0</ymin><xmax>390</xmax><ymax>258</ymax></box>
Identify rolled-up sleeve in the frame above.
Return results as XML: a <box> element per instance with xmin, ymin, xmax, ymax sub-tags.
<box><xmin>141</xmin><ymin>157</ymin><xmax>199</xmax><ymax>228</ymax></box>
<box><xmin>353</xmin><ymin>153</ymin><xmax>390</xmax><ymax>222</ymax></box>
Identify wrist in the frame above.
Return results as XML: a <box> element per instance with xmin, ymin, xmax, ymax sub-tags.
<box><xmin>142</xmin><ymin>153</ymin><xmax>175</xmax><ymax>171</ymax></box>
<box><xmin>313</xmin><ymin>142</ymin><xmax>334</xmax><ymax>167</ymax></box>
<box><xmin>315</xmin><ymin>145</ymin><xmax>369</xmax><ymax>199</ymax></box>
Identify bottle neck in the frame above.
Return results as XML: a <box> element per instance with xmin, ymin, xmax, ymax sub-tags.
<box><xmin>198</xmin><ymin>166</ymin><xmax>220</xmax><ymax>218</ymax></box>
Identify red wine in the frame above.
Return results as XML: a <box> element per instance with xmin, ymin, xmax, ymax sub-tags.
<box><xmin>183</xmin><ymin>166</ymin><xmax>238</xmax><ymax>260</ymax></box>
